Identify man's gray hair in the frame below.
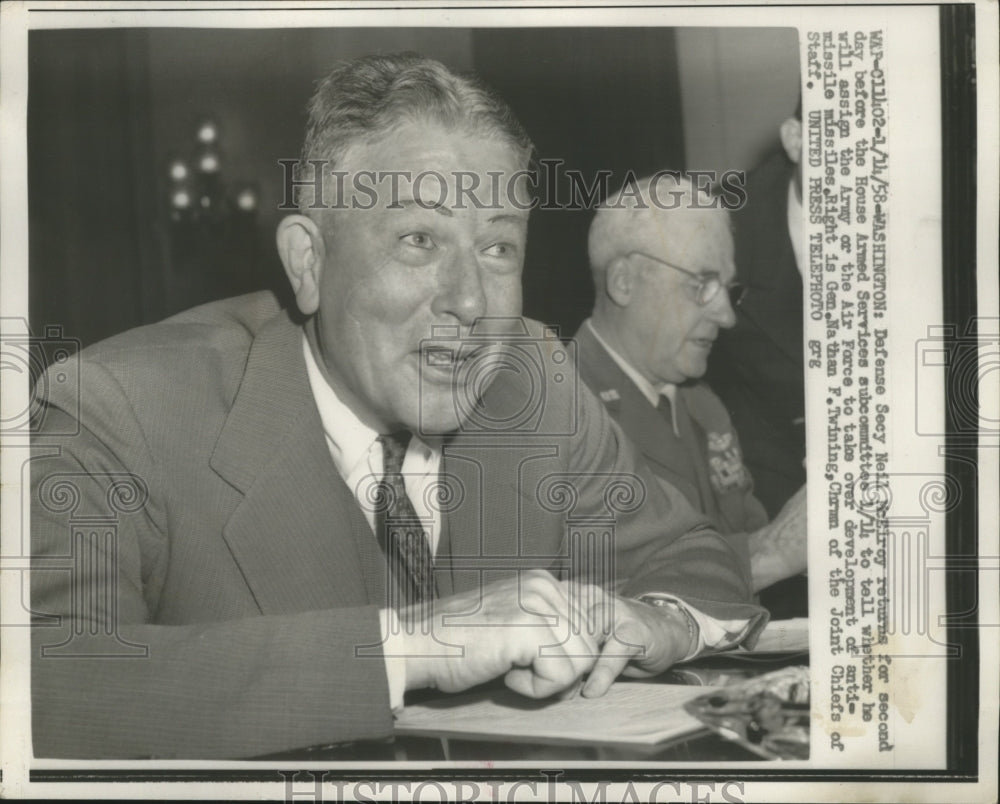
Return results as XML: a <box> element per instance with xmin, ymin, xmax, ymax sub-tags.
<box><xmin>587</xmin><ymin>173</ymin><xmax>731</xmax><ymax>295</ymax></box>
<box><xmin>296</xmin><ymin>53</ymin><xmax>534</xmax><ymax>213</ymax></box>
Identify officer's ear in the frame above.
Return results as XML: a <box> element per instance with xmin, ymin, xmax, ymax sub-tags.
<box><xmin>276</xmin><ymin>214</ymin><xmax>325</xmax><ymax>315</ymax></box>
<box><xmin>779</xmin><ymin>116</ymin><xmax>803</xmax><ymax>165</ymax></box>
<box><xmin>605</xmin><ymin>256</ymin><xmax>635</xmax><ymax>307</ymax></box>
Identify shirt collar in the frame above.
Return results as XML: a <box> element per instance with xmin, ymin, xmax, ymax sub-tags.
<box><xmin>584</xmin><ymin>319</ymin><xmax>679</xmax><ymax>434</ymax></box>
<box><xmin>302</xmin><ymin>333</ymin><xmax>381</xmax><ymax>481</ymax></box>
<box><xmin>302</xmin><ymin>333</ymin><xmax>440</xmax><ymax>481</ymax></box>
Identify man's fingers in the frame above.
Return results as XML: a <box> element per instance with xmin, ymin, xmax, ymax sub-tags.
<box><xmin>505</xmin><ymin>666</ymin><xmax>568</xmax><ymax>699</ymax></box>
<box><xmin>513</xmin><ymin>611</ymin><xmax>603</xmax><ymax>698</ymax></box>
<box><xmin>520</xmin><ymin>571</ymin><xmax>615</xmax><ymax>655</ymax></box>
<box><xmin>535</xmin><ymin>578</ymin><xmax>606</xmax><ymax>648</ymax></box>
<box><xmin>517</xmin><ymin>572</ymin><xmax>590</xmax><ymax>630</ymax></box>
<box><xmin>620</xmin><ymin>664</ymin><xmax>658</xmax><ymax>679</ymax></box>
<box><xmin>491</xmin><ymin>576</ymin><xmax>605</xmax><ymax>699</ymax></box>
<box><xmin>580</xmin><ymin>605</ymin><xmax>650</xmax><ymax>697</ymax></box>
<box><xmin>503</xmin><ymin>573</ymin><xmax>599</xmax><ymax>654</ymax></box>
<box><xmin>581</xmin><ymin>640</ymin><xmax>641</xmax><ymax>698</ymax></box>
<box><xmin>504</xmin><ymin>666</ymin><xmax>540</xmax><ymax>698</ymax></box>
<box><xmin>561</xmin><ymin>581</ymin><xmax>608</xmax><ymax>638</ymax></box>
<box><xmin>504</xmin><ymin>647</ymin><xmax>588</xmax><ymax>699</ymax></box>
<box><xmin>520</xmin><ymin>577</ymin><xmax>605</xmax><ymax>661</ymax></box>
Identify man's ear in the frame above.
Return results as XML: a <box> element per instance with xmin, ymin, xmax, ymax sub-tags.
<box><xmin>779</xmin><ymin>116</ymin><xmax>803</xmax><ymax>165</ymax></box>
<box><xmin>276</xmin><ymin>214</ymin><xmax>325</xmax><ymax>315</ymax></box>
<box><xmin>605</xmin><ymin>256</ymin><xmax>634</xmax><ymax>307</ymax></box>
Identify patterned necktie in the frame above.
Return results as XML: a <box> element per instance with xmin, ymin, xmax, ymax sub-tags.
<box><xmin>656</xmin><ymin>393</ymin><xmax>673</xmax><ymax>429</ymax></box>
<box><xmin>375</xmin><ymin>432</ymin><xmax>437</xmax><ymax>608</ymax></box>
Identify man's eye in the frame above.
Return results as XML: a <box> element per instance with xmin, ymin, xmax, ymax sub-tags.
<box><xmin>694</xmin><ymin>274</ymin><xmax>721</xmax><ymax>292</ymax></box>
<box><xmin>401</xmin><ymin>232</ymin><xmax>434</xmax><ymax>249</ymax></box>
<box><xmin>483</xmin><ymin>242</ymin><xmax>517</xmax><ymax>258</ymax></box>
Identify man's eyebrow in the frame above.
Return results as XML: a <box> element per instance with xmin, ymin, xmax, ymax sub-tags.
<box><xmin>394</xmin><ymin>198</ymin><xmax>454</xmax><ymax>217</ymax></box>
<box><xmin>487</xmin><ymin>212</ymin><xmax>528</xmax><ymax>226</ymax></box>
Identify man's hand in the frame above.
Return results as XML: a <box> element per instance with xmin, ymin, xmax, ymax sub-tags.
<box><xmin>748</xmin><ymin>484</ymin><xmax>807</xmax><ymax>591</ymax></box>
<box><xmin>397</xmin><ymin>573</ymin><xmax>697</xmax><ymax>701</ymax></box>
<box><xmin>580</xmin><ymin>595</ymin><xmax>696</xmax><ymax>698</ymax></box>
<box><xmin>398</xmin><ymin>570</ymin><xmax>604</xmax><ymax>699</ymax></box>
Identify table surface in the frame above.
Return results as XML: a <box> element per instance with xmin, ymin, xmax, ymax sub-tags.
<box><xmin>258</xmin><ymin>651</ymin><xmax>808</xmax><ymax>763</ymax></box>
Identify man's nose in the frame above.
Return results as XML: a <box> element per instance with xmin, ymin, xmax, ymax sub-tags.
<box><xmin>707</xmin><ymin>289</ymin><xmax>737</xmax><ymax>329</ymax></box>
<box><xmin>431</xmin><ymin>249</ymin><xmax>488</xmax><ymax>326</ymax></box>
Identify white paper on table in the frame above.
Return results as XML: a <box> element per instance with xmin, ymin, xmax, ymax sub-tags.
<box><xmin>394</xmin><ymin>682</ymin><xmax>722</xmax><ymax>747</ymax></box>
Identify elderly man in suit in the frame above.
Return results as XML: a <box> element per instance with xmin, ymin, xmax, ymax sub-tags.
<box><xmin>31</xmin><ymin>55</ymin><xmax>765</xmax><ymax>760</ymax></box>
<box><xmin>575</xmin><ymin>174</ymin><xmax>807</xmax><ymax>603</ymax></box>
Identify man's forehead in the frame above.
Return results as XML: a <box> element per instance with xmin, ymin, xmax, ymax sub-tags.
<box><xmin>642</xmin><ymin>208</ymin><xmax>734</xmax><ymax>272</ymax></box>
<box><xmin>332</xmin><ymin>126</ymin><xmax>531</xmax><ymax>214</ymax></box>
<box><xmin>342</xmin><ymin>120</ymin><xmax>526</xmax><ymax>170</ymax></box>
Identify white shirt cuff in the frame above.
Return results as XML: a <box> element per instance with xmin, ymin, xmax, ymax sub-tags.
<box><xmin>379</xmin><ymin>608</ymin><xmax>407</xmax><ymax>712</ymax></box>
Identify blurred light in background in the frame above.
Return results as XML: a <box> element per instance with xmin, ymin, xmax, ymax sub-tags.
<box><xmin>196</xmin><ymin>120</ymin><xmax>218</xmax><ymax>144</ymax></box>
<box><xmin>235</xmin><ymin>186</ymin><xmax>258</xmax><ymax>212</ymax></box>
<box><xmin>198</xmin><ymin>150</ymin><xmax>220</xmax><ymax>174</ymax></box>
<box><xmin>169</xmin><ymin>159</ymin><xmax>188</xmax><ymax>181</ymax></box>
<box><xmin>167</xmin><ymin>118</ymin><xmax>256</xmax><ymax>228</ymax></box>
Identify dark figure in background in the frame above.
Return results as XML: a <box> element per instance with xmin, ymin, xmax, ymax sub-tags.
<box><xmin>706</xmin><ymin>103</ymin><xmax>806</xmax><ymax>618</ymax></box>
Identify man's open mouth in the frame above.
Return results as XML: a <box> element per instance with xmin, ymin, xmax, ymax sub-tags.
<box><xmin>421</xmin><ymin>343</ymin><xmax>496</xmax><ymax>370</ymax></box>
<box><xmin>424</xmin><ymin>346</ymin><xmax>458</xmax><ymax>367</ymax></box>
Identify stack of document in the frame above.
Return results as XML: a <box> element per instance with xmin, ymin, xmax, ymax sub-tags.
<box><xmin>394</xmin><ymin>682</ymin><xmax>721</xmax><ymax>747</ymax></box>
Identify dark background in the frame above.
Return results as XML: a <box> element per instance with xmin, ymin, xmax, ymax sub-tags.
<box><xmin>28</xmin><ymin>27</ymin><xmax>797</xmax><ymax>350</ymax></box>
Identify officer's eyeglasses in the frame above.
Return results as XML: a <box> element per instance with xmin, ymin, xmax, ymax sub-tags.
<box><xmin>627</xmin><ymin>251</ymin><xmax>747</xmax><ymax>308</ymax></box>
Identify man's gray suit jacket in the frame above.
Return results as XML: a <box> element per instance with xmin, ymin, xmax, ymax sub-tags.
<box><xmin>31</xmin><ymin>292</ymin><xmax>765</xmax><ymax>759</ymax></box>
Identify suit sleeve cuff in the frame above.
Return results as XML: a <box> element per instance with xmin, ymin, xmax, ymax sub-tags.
<box><xmin>639</xmin><ymin>594</ymin><xmax>751</xmax><ymax>660</ymax></box>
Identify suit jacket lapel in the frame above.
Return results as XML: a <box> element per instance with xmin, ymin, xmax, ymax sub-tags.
<box><xmin>672</xmin><ymin>387</ymin><xmax>721</xmax><ymax>520</ymax></box>
<box><xmin>210</xmin><ymin>313</ymin><xmax>387</xmax><ymax>614</ymax></box>
<box><xmin>433</xmin><ymin>504</ymin><xmax>455</xmax><ymax>598</ymax></box>
<box><xmin>438</xmin><ymin>438</ymin><xmax>528</xmax><ymax>595</ymax></box>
